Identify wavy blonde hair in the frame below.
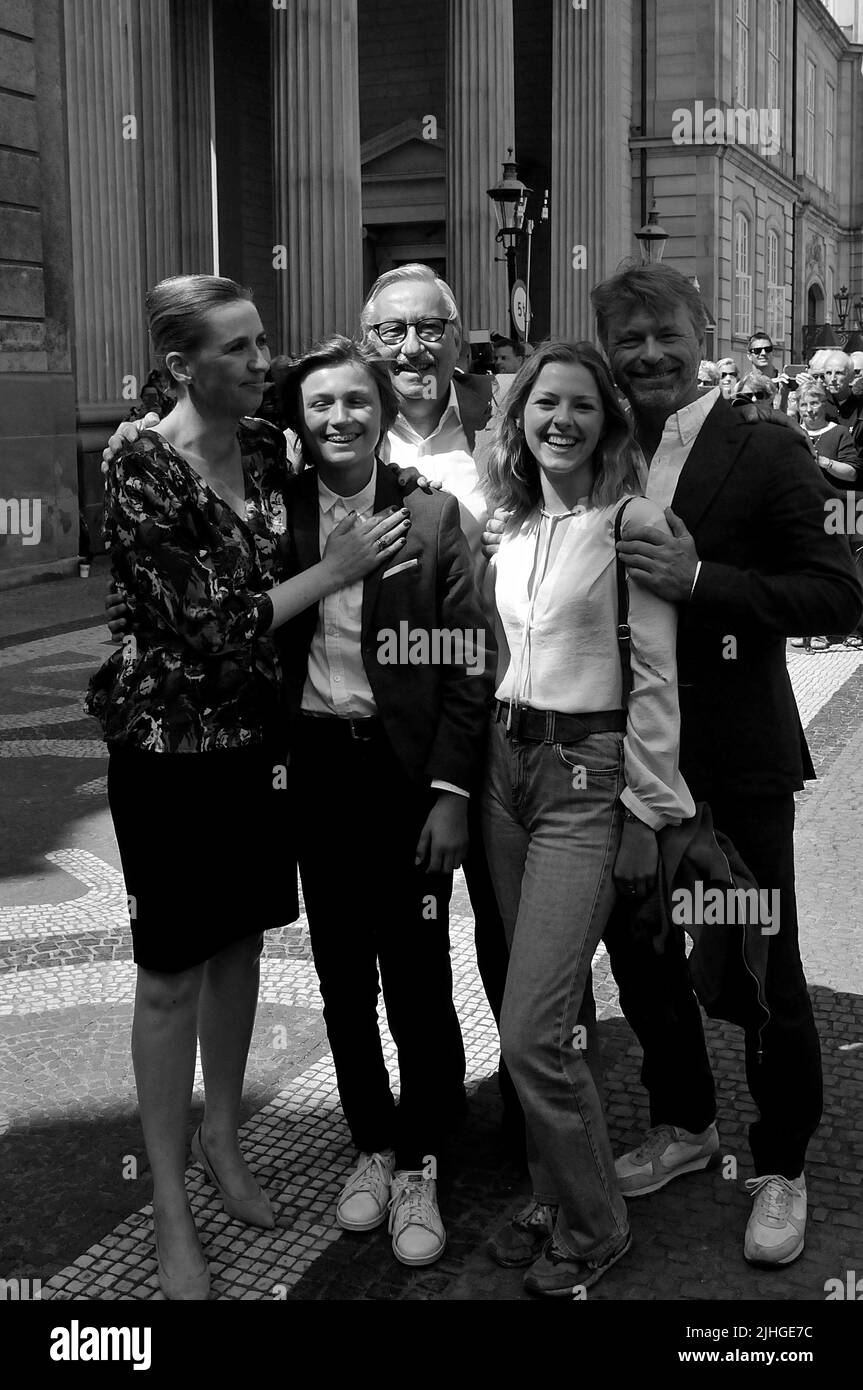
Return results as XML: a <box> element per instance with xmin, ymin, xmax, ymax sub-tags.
<box><xmin>484</xmin><ymin>340</ymin><xmax>646</xmax><ymax>526</ymax></box>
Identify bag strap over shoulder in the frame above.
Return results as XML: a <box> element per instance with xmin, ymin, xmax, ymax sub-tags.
<box><xmin>614</xmin><ymin>498</ymin><xmax>635</xmax><ymax>711</ymax></box>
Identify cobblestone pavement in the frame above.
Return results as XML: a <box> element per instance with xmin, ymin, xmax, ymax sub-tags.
<box><xmin>1</xmin><ymin>569</ymin><xmax>862</xmax><ymax>1303</ymax></box>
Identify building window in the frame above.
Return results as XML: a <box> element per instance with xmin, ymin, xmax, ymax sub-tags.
<box><xmin>735</xmin><ymin>0</ymin><xmax>750</xmax><ymax>107</ymax></box>
<box><xmin>734</xmin><ymin>212</ymin><xmax>752</xmax><ymax>338</ymax></box>
<box><xmin>766</xmin><ymin>230</ymin><xmax>785</xmax><ymax>344</ymax></box>
<box><xmin>767</xmin><ymin>0</ymin><xmax>781</xmax><ymax>112</ymax></box>
<box><xmin>825</xmin><ymin>81</ymin><xmax>835</xmax><ymax>193</ymax></box>
<box><xmin>805</xmin><ymin>59</ymin><xmax>817</xmax><ymax>179</ymax></box>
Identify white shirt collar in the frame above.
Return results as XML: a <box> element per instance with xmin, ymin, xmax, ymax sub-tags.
<box><xmin>390</xmin><ymin>382</ymin><xmax>462</xmax><ymax>443</ymax></box>
<box><xmin>661</xmin><ymin>386</ymin><xmax>720</xmax><ymax>446</ymax></box>
<box><xmin>316</xmin><ymin>461</ymin><xmax>378</xmax><ymax>515</ymax></box>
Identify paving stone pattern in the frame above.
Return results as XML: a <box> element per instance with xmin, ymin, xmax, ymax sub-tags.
<box><xmin>0</xmin><ymin>613</ymin><xmax>861</xmax><ymax>1302</ymax></box>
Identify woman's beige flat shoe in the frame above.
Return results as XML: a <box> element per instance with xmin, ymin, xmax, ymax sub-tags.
<box><xmin>192</xmin><ymin>1126</ymin><xmax>276</xmax><ymax>1230</ymax></box>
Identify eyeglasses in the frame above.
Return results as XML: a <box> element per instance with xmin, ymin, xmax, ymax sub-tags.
<box><xmin>370</xmin><ymin>318</ymin><xmax>450</xmax><ymax>346</ymax></box>
<box><xmin>750</xmin><ymin>345</ymin><xmax>774</xmax><ymax>356</ymax></box>
<box><xmin>720</xmin><ymin>372</ymin><xmax>738</xmax><ymax>379</ymax></box>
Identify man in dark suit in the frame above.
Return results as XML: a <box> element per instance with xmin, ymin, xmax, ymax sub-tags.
<box><xmin>278</xmin><ymin>337</ymin><xmax>494</xmax><ymax>1269</ymax></box>
<box><xmin>589</xmin><ymin>264</ymin><xmax>861</xmax><ymax>1267</ymax></box>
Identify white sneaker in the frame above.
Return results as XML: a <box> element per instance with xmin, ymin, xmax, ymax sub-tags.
<box><xmin>388</xmin><ymin>1170</ymin><xmax>446</xmax><ymax>1267</ymax></box>
<box><xmin>615</xmin><ymin>1123</ymin><xmax>720</xmax><ymax>1197</ymax></box>
<box><xmin>336</xmin><ymin>1150</ymin><xmax>395</xmax><ymax>1231</ymax></box>
<box><xmin>744</xmin><ymin>1174</ymin><xmax>807</xmax><ymax>1266</ymax></box>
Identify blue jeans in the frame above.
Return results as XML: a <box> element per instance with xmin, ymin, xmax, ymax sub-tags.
<box><xmin>482</xmin><ymin>717</ymin><xmax>630</xmax><ymax>1260</ymax></box>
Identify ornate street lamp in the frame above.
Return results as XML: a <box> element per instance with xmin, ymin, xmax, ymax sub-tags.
<box><xmin>488</xmin><ymin>150</ymin><xmax>531</xmax><ymax>339</ymax></box>
<box><xmin>854</xmin><ymin>298</ymin><xmax>863</xmax><ymax>332</ymax></box>
<box><xmin>833</xmin><ymin>284</ymin><xmax>850</xmax><ymax>331</ymax></box>
<box><xmin>634</xmin><ymin>201</ymin><xmax>669</xmax><ymax>264</ymax></box>
<box><xmin>487</xmin><ymin>150</ymin><xmax>541</xmax><ymax>341</ymax></box>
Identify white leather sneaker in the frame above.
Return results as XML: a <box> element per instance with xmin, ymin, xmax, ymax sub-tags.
<box><xmin>388</xmin><ymin>1170</ymin><xmax>446</xmax><ymax>1267</ymax></box>
<box><xmin>336</xmin><ymin>1150</ymin><xmax>395</xmax><ymax>1232</ymax></box>
<box><xmin>615</xmin><ymin>1123</ymin><xmax>720</xmax><ymax>1196</ymax></box>
<box><xmin>744</xmin><ymin>1174</ymin><xmax>807</xmax><ymax>1266</ymax></box>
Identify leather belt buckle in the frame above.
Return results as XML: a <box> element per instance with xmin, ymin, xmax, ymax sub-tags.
<box><xmin>348</xmin><ymin>718</ymin><xmax>375</xmax><ymax>742</ymax></box>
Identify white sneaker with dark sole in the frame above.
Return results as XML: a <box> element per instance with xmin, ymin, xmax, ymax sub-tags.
<box><xmin>388</xmin><ymin>1171</ymin><xmax>446</xmax><ymax>1267</ymax></box>
<box><xmin>744</xmin><ymin>1174</ymin><xmax>807</xmax><ymax>1266</ymax></box>
<box><xmin>336</xmin><ymin>1150</ymin><xmax>395</xmax><ymax>1232</ymax></box>
<box><xmin>615</xmin><ymin>1123</ymin><xmax>720</xmax><ymax>1197</ymax></box>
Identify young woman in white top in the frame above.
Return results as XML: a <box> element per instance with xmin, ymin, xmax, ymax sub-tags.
<box><xmin>482</xmin><ymin>340</ymin><xmax>695</xmax><ymax>1298</ymax></box>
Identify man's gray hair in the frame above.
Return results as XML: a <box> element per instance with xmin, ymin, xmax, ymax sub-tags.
<box><xmin>823</xmin><ymin>349</ymin><xmax>853</xmax><ymax>370</ymax></box>
<box><xmin>360</xmin><ymin>263</ymin><xmax>463</xmax><ymax>346</ymax></box>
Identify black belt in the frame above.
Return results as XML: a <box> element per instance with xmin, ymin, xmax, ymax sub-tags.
<box><xmin>495</xmin><ymin>701</ymin><xmax>626</xmax><ymax>743</ymax></box>
<box><xmin>298</xmin><ymin>713</ymin><xmax>383</xmax><ymax>743</ymax></box>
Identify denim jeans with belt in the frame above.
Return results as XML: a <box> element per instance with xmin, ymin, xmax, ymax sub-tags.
<box><xmin>482</xmin><ymin>715</ymin><xmax>630</xmax><ymax>1260</ymax></box>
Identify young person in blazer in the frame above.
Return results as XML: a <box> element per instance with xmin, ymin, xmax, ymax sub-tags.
<box><xmin>277</xmin><ymin>336</ymin><xmax>495</xmax><ymax>1268</ymax></box>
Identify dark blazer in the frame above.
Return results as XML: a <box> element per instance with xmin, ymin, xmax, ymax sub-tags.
<box><xmin>279</xmin><ymin>463</ymin><xmax>495</xmax><ymax>792</ymax></box>
<box><xmin>669</xmin><ymin>396</ymin><xmax>862</xmax><ymax>797</ymax></box>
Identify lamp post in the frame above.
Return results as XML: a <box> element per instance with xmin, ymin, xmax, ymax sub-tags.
<box><xmin>833</xmin><ymin>284</ymin><xmax>850</xmax><ymax>332</ymax></box>
<box><xmin>634</xmin><ymin>201</ymin><xmax>669</xmax><ymax>264</ymax></box>
<box><xmin>855</xmin><ymin>299</ymin><xmax>863</xmax><ymax>333</ymax></box>
<box><xmin>487</xmin><ymin>150</ymin><xmax>543</xmax><ymax>343</ymax></box>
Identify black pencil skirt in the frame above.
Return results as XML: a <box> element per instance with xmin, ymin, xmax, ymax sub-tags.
<box><xmin>107</xmin><ymin>741</ymin><xmax>299</xmax><ymax>973</ymax></box>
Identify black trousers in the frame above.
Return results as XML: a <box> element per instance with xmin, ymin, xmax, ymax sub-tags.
<box><xmin>604</xmin><ymin>791</ymin><xmax>822</xmax><ymax>1178</ymax></box>
<box><xmin>293</xmin><ymin>721</ymin><xmax>466</xmax><ymax>1171</ymax></box>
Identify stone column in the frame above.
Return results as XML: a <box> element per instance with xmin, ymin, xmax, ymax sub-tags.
<box><xmin>446</xmin><ymin>0</ymin><xmax>515</xmax><ymax>334</ymax></box>
<box><xmin>271</xmin><ymin>0</ymin><xmax>363</xmax><ymax>352</ymax></box>
<box><xmin>550</xmin><ymin>0</ymin><xmax>633</xmax><ymax>339</ymax></box>
<box><xmin>64</xmin><ymin>0</ymin><xmax>149</xmax><ymax>405</ymax></box>
<box><xmin>171</xmin><ymin>0</ymin><xmax>216</xmax><ymax>274</ymax></box>
<box><xmin>64</xmin><ymin>0</ymin><xmax>216</xmax><ymax>403</ymax></box>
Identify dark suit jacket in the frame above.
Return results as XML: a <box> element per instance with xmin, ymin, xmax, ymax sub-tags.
<box><xmin>278</xmin><ymin>463</ymin><xmax>495</xmax><ymax>792</ymax></box>
<box><xmin>669</xmin><ymin>396</ymin><xmax>862</xmax><ymax>797</ymax></box>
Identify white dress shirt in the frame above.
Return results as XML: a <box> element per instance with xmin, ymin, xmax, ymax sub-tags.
<box><xmin>302</xmin><ymin>469</ymin><xmax>377</xmax><ymax>717</ymax></box>
<box><xmin>380</xmin><ymin>384</ymin><xmax>488</xmax><ymax>570</ymax></box>
<box><xmin>642</xmin><ymin>386</ymin><xmax>720</xmax><ymax>600</ymax></box>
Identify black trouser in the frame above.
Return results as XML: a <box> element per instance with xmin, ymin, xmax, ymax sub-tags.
<box><xmin>604</xmin><ymin>791</ymin><xmax>822</xmax><ymax>1178</ymax></box>
<box><xmin>293</xmin><ymin>719</ymin><xmax>466</xmax><ymax>1172</ymax></box>
<box><xmin>463</xmin><ymin>801</ymin><xmax>524</xmax><ymax>1133</ymax></box>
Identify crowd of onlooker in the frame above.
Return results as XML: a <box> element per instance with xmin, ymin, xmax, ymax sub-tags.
<box><xmin>697</xmin><ymin>334</ymin><xmax>863</xmax><ymax>651</ymax></box>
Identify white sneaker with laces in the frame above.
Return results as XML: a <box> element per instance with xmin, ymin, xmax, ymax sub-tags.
<box><xmin>388</xmin><ymin>1170</ymin><xmax>446</xmax><ymax>1267</ymax></box>
<box><xmin>744</xmin><ymin>1174</ymin><xmax>807</xmax><ymax>1266</ymax></box>
<box><xmin>615</xmin><ymin>1123</ymin><xmax>720</xmax><ymax>1197</ymax></box>
<box><xmin>336</xmin><ymin>1150</ymin><xmax>395</xmax><ymax>1231</ymax></box>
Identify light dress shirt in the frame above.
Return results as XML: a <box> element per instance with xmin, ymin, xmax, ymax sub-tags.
<box><xmin>491</xmin><ymin>495</ymin><xmax>695</xmax><ymax>829</ymax></box>
<box><xmin>302</xmin><ymin>462</ymin><xmax>468</xmax><ymax>799</ymax></box>
<box><xmin>643</xmin><ymin>385</ymin><xmax>721</xmax><ymax>598</ymax></box>
<box><xmin>380</xmin><ymin>384</ymin><xmax>488</xmax><ymax>572</ymax></box>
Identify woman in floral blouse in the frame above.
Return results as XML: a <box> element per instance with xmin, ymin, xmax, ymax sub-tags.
<box><xmin>87</xmin><ymin>275</ymin><xmax>409</xmax><ymax>1299</ymax></box>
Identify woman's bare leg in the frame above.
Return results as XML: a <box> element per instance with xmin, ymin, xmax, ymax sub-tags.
<box><xmin>132</xmin><ymin>963</ymin><xmax>205</xmax><ymax>1275</ymax></box>
<box><xmin>196</xmin><ymin>933</ymin><xmax>265</xmax><ymax>1196</ymax></box>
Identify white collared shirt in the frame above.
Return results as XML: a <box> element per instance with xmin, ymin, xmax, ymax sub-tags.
<box><xmin>381</xmin><ymin>384</ymin><xmax>488</xmax><ymax>569</ymax></box>
<box><xmin>644</xmin><ymin>386</ymin><xmax>720</xmax><ymax>510</ymax></box>
<box><xmin>301</xmin><ymin>468</ymin><xmax>378</xmax><ymax>717</ymax></box>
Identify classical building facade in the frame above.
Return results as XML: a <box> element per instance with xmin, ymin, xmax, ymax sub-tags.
<box><xmin>638</xmin><ymin>0</ymin><xmax>863</xmax><ymax>369</ymax></box>
<box><xmin>1</xmin><ymin>0</ymin><xmax>861</xmax><ymax>584</ymax></box>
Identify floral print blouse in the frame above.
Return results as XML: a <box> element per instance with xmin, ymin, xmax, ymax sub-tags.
<box><xmin>86</xmin><ymin>419</ymin><xmax>293</xmax><ymax>752</ymax></box>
